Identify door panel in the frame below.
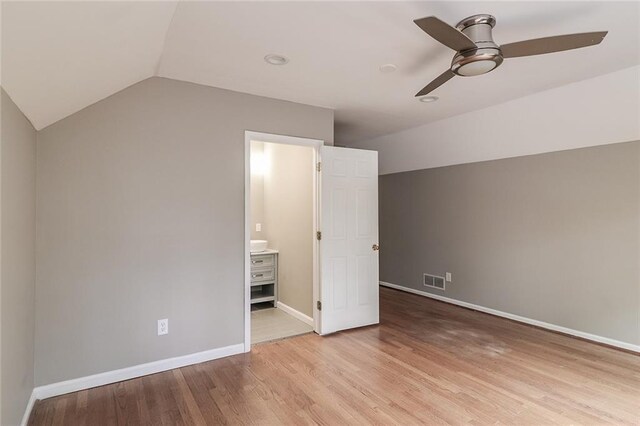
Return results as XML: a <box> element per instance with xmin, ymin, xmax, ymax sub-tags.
<box><xmin>320</xmin><ymin>146</ymin><xmax>378</xmax><ymax>334</ymax></box>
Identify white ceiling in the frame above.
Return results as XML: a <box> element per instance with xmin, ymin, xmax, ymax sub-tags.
<box><xmin>2</xmin><ymin>1</ymin><xmax>639</xmax><ymax>144</ymax></box>
<box><xmin>1</xmin><ymin>1</ymin><xmax>177</xmax><ymax>131</ymax></box>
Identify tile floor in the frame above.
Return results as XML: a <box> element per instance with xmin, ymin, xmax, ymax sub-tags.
<box><xmin>251</xmin><ymin>307</ymin><xmax>313</xmax><ymax>344</ymax></box>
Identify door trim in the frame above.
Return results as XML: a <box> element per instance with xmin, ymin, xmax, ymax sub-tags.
<box><xmin>244</xmin><ymin>131</ymin><xmax>323</xmax><ymax>351</ymax></box>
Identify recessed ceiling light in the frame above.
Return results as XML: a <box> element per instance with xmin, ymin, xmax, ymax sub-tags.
<box><xmin>419</xmin><ymin>95</ymin><xmax>439</xmax><ymax>103</ymax></box>
<box><xmin>264</xmin><ymin>54</ymin><xmax>289</xmax><ymax>65</ymax></box>
<box><xmin>379</xmin><ymin>63</ymin><xmax>397</xmax><ymax>73</ymax></box>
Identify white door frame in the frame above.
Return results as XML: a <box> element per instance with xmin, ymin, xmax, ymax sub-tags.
<box><xmin>244</xmin><ymin>131</ymin><xmax>324</xmax><ymax>351</ymax></box>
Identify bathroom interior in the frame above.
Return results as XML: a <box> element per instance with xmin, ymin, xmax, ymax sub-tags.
<box><xmin>249</xmin><ymin>140</ymin><xmax>315</xmax><ymax>344</ymax></box>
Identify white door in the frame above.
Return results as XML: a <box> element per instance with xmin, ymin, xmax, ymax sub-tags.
<box><xmin>319</xmin><ymin>146</ymin><xmax>379</xmax><ymax>334</ymax></box>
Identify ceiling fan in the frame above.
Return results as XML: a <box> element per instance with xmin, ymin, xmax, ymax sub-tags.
<box><xmin>413</xmin><ymin>14</ymin><xmax>607</xmax><ymax>97</ymax></box>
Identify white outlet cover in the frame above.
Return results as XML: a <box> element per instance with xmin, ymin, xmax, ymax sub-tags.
<box><xmin>158</xmin><ymin>318</ymin><xmax>168</xmax><ymax>336</ymax></box>
<box><xmin>256</xmin><ymin>223</ymin><xmax>262</xmax><ymax>232</ymax></box>
<box><xmin>445</xmin><ymin>272</ymin><xmax>452</xmax><ymax>282</ymax></box>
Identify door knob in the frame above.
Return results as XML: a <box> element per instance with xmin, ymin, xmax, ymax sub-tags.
<box><xmin>372</xmin><ymin>244</ymin><xmax>380</xmax><ymax>251</ymax></box>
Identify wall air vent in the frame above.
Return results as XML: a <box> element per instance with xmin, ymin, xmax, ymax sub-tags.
<box><xmin>424</xmin><ymin>273</ymin><xmax>446</xmax><ymax>290</ymax></box>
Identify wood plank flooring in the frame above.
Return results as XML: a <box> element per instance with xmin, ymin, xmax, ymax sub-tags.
<box><xmin>29</xmin><ymin>287</ymin><xmax>640</xmax><ymax>425</ymax></box>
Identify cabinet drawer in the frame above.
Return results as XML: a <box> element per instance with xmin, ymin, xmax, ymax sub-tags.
<box><xmin>250</xmin><ymin>254</ymin><xmax>275</xmax><ymax>269</ymax></box>
<box><xmin>250</xmin><ymin>267</ymin><xmax>275</xmax><ymax>283</ymax></box>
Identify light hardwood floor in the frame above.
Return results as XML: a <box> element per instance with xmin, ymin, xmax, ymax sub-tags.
<box><xmin>29</xmin><ymin>287</ymin><xmax>640</xmax><ymax>425</ymax></box>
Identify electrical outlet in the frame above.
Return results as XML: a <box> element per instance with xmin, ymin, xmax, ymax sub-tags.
<box><xmin>256</xmin><ymin>223</ymin><xmax>262</xmax><ymax>232</ymax></box>
<box><xmin>157</xmin><ymin>319</ymin><xmax>168</xmax><ymax>336</ymax></box>
<box><xmin>445</xmin><ymin>272</ymin><xmax>452</xmax><ymax>282</ymax></box>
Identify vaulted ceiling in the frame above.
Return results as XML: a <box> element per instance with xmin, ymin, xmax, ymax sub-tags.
<box><xmin>2</xmin><ymin>1</ymin><xmax>639</xmax><ymax>143</ymax></box>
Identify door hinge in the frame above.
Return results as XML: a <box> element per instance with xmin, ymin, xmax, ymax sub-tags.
<box><xmin>317</xmin><ymin>300</ymin><xmax>322</xmax><ymax>311</ymax></box>
<box><xmin>316</xmin><ymin>231</ymin><xmax>322</xmax><ymax>240</ymax></box>
<box><xmin>316</xmin><ymin>162</ymin><xmax>322</xmax><ymax>172</ymax></box>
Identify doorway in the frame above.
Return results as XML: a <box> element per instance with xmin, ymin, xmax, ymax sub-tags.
<box><xmin>244</xmin><ymin>131</ymin><xmax>380</xmax><ymax>351</ymax></box>
<box><xmin>244</xmin><ymin>132</ymin><xmax>322</xmax><ymax>349</ymax></box>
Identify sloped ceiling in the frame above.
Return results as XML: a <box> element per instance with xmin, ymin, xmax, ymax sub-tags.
<box><xmin>2</xmin><ymin>1</ymin><xmax>639</xmax><ymax>143</ymax></box>
<box><xmin>1</xmin><ymin>1</ymin><xmax>178</xmax><ymax>131</ymax></box>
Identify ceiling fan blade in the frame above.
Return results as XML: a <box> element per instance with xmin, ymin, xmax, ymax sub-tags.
<box><xmin>414</xmin><ymin>16</ymin><xmax>477</xmax><ymax>52</ymax></box>
<box><xmin>415</xmin><ymin>69</ymin><xmax>455</xmax><ymax>97</ymax></box>
<box><xmin>501</xmin><ymin>31</ymin><xmax>607</xmax><ymax>58</ymax></box>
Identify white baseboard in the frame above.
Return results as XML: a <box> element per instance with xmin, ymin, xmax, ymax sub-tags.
<box><xmin>380</xmin><ymin>281</ymin><xmax>640</xmax><ymax>353</ymax></box>
<box><xmin>32</xmin><ymin>343</ymin><xmax>245</xmax><ymax>401</ymax></box>
<box><xmin>20</xmin><ymin>389</ymin><xmax>37</xmax><ymax>426</ymax></box>
<box><xmin>276</xmin><ymin>301</ymin><xmax>314</xmax><ymax>326</ymax></box>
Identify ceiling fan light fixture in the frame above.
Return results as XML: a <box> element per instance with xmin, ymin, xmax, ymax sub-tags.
<box><xmin>456</xmin><ymin>58</ymin><xmax>498</xmax><ymax>76</ymax></box>
<box><xmin>413</xmin><ymin>13</ymin><xmax>607</xmax><ymax>97</ymax></box>
<box><xmin>451</xmin><ymin>50</ymin><xmax>503</xmax><ymax>77</ymax></box>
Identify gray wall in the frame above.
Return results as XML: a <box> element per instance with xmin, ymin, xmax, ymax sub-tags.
<box><xmin>1</xmin><ymin>89</ymin><xmax>37</xmax><ymax>426</ymax></box>
<box><xmin>35</xmin><ymin>77</ymin><xmax>333</xmax><ymax>386</ymax></box>
<box><xmin>380</xmin><ymin>141</ymin><xmax>640</xmax><ymax>345</ymax></box>
<box><xmin>262</xmin><ymin>142</ymin><xmax>314</xmax><ymax>317</ymax></box>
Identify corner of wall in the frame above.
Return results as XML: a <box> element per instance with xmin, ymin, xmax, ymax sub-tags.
<box><xmin>1</xmin><ymin>88</ymin><xmax>37</xmax><ymax>426</ymax></box>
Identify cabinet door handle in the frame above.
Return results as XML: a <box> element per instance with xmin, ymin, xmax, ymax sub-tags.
<box><xmin>251</xmin><ymin>260</ymin><xmax>263</xmax><ymax>264</ymax></box>
<box><xmin>252</xmin><ymin>273</ymin><xmax>264</xmax><ymax>278</ymax></box>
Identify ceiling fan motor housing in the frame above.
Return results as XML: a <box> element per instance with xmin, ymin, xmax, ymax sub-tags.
<box><xmin>451</xmin><ymin>14</ymin><xmax>503</xmax><ymax>76</ymax></box>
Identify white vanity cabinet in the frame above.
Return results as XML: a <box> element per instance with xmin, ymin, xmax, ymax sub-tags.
<box><xmin>250</xmin><ymin>250</ymin><xmax>278</xmax><ymax>306</ymax></box>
